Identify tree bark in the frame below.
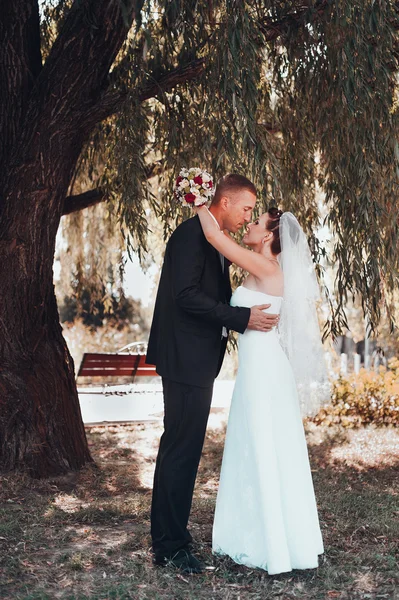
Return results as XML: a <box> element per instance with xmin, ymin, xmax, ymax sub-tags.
<box><xmin>0</xmin><ymin>0</ymin><xmax>42</xmax><ymax>193</ymax></box>
<box><xmin>0</xmin><ymin>0</ymin><xmax>135</xmax><ymax>477</ymax></box>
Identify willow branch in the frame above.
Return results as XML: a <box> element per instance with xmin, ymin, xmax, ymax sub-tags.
<box><xmin>95</xmin><ymin>58</ymin><xmax>206</xmax><ymax>121</ymax></box>
<box><xmin>258</xmin><ymin>0</ymin><xmax>333</xmax><ymax>41</ymax></box>
<box><xmin>62</xmin><ymin>189</ymin><xmax>107</xmax><ymax>216</ymax></box>
<box><xmin>62</xmin><ymin>161</ymin><xmax>163</xmax><ymax>215</ymax></box>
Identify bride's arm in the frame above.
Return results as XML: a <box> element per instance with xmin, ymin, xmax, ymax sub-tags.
<box><xmin>197</xmin><ymin>205</ymin><xmax>274</xmax><ymax>278</ymax></box>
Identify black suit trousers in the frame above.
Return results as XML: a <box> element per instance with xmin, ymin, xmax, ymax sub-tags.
<box><xmin>151</xmin><ymin>377</ymin><xmax>213</xmax><ymax>558</ymax></box>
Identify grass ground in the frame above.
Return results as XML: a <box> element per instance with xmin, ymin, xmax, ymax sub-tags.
<box><xmin>0</xmin><ymin>413</ymin><xmax>398</xmax><ymax>600</ymax></box>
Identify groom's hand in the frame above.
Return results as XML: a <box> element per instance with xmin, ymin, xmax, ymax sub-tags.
<box><xmin>247</xmin><ymin>304</ymin><xmax>279</xmax><ymax>332</ymax></box>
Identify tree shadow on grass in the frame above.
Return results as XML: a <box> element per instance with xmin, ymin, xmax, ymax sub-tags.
<box><xmin>0</xmin><ymin>422</ymin><xmax>398</xmax><ymax>599</ymax></box>
<box><xmin>0</xmin><ymin>424</ymin><xmax>154</xmax><ymax>542</ymax></box>
<box><xmin>190</xmin><ymin>422</ymin><xmax>399</xmax><ymax>592</ymax></box>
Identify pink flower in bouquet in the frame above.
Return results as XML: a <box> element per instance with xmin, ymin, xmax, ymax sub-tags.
<box><xmin>185</xmin><ymin>193</ymin><xmax>196</xmax><ymax>204</ymax></box>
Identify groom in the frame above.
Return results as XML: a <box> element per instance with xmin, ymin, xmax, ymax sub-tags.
<box><xmin>146</xmin><ymin>173</ymin><xmax>279</xmax><ymax>573</ymax></box>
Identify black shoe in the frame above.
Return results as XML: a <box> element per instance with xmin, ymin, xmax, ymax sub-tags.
<box><xmin>153</xmin><ymin>549</ymin><xmax>204</xmax><ymax>574</ymax></box>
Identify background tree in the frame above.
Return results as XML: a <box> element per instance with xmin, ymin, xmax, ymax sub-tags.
<box><xmin>1</xmin><ymin>0</ymin><xmax>398</xmax><ymax>477</ymax></box>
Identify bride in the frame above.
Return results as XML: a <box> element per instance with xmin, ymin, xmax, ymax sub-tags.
<box><xmin>196</xmin><ymin>203</ymin><xmax>328</xmax><ymax>575</ymax></box>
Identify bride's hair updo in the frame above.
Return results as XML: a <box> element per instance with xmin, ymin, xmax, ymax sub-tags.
<box><xmin>266</xmin><ymin>206</ymin><xmax>283</xmax><ymax>255</ymax></box>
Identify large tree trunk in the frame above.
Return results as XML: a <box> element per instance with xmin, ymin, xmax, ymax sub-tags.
<box><xmin>0</xmin><ymin>280</ymin><xmax>92</xmax><ymax>478</ymax></box>
<box><xmin>0</xmin><ymin>0</ymin><xmax>135</xmax><ymax>477</ymax></box>
<box><xmin>0</xmin><ymin>150</ymin><xmax>93</xmax><ymax>477</ymax></box>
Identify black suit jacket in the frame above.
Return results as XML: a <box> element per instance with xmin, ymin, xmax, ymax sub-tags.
<box><xmin>146</xmin><ymin>216</ymin><xmax>251</xmax><ymax>387</ymax></box>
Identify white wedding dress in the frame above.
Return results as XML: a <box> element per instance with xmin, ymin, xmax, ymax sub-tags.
<box><xmin>212</xmin><ymin>285</ymin><xmax>324</xmax><ymax>575</ymax></box>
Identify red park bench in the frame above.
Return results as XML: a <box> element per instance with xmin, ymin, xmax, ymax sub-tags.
<box><xmin>77</xmin><ymin>341</ymin><xmax>157</xmax><ymax>382</ymax></box>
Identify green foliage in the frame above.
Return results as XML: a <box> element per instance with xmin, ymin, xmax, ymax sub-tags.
<box><xmin>58</xmin><ymin>287</ymin><xmax>143</xmax><ymax>328</ymax></box>
<box><xmin>57</xmin><ymin>201</ymin><xmax>127</xmax><ymax>319</ymax></box>
<box><xmin>104</xmin><ymin>98</ymin><xmax>153</xmax><ymax>261</ymax></box>
<box><xmin>50</xmin><ymin>0</ymin><xmax>399</xmax><ymax>335</ymax></box>
<box><xmin>312</xmin><ymin>359</ymin><xmax>399</xmax><ymax>427</ymax></box>
<box><xmin>317</xmin><ymin>1</ymin><xmax>399</xmax><ymax>336</ymax></box>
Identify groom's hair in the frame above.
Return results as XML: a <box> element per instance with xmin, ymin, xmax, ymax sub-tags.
<box><xmin>212</xmin><ymin>173</ymin><xmax>257</xmax><ymax>205</ymax></box>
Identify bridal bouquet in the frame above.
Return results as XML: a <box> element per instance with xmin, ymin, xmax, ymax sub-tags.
<box><xmin>174</xmin><ymin>167</ymin><xmax>214</xmax><ymax>207</ymax></box>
